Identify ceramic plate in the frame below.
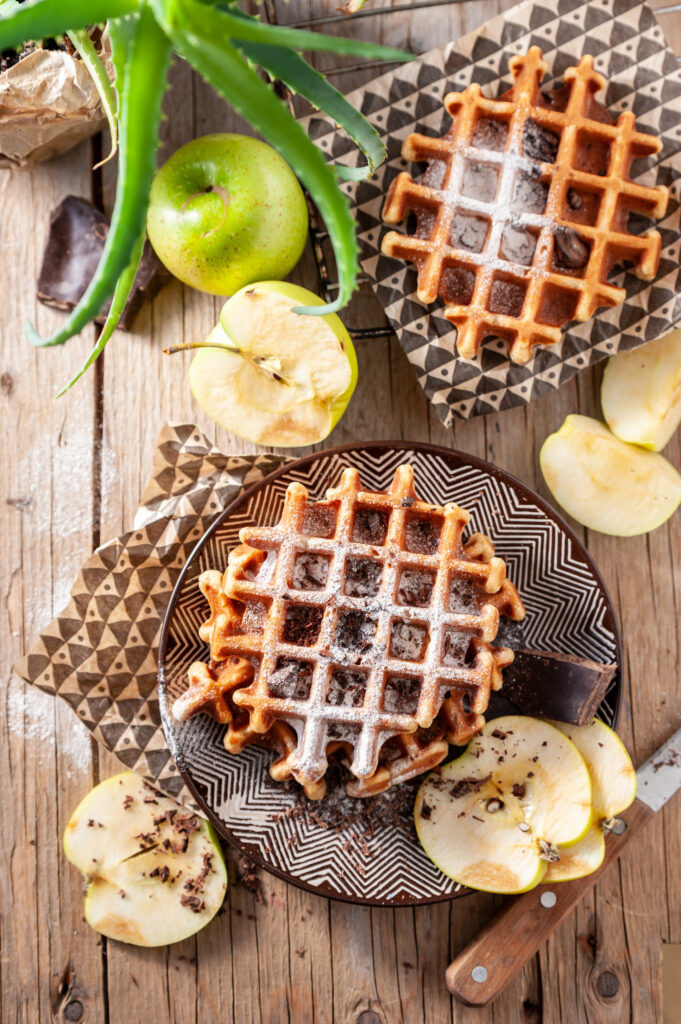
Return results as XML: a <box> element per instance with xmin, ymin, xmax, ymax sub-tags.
<box><xmin>158</xmin><ymin>442</ymin><xmax>621</xmax><ymax>906</ymax></box>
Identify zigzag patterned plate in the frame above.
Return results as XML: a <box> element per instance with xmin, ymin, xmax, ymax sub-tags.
<box><xmin>158</xmin><ymin>442</ymin><xmax>621</xmax><ymax>906</ymax></box>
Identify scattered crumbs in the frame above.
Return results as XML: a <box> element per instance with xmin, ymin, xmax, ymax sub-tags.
<box><xmin>295</xmin><ymin>948</ymin><xmax>306</xmax><ymax>959</ymax></box>
<box><xmin>526</xmin><ymin>771</ymin><xmax>535</xmax><ymax>778</ymax></box>
<box><xmin>118</xmin><ymin>889</ymin><xmax>126</xmax><ymax>899</ymax></box>
<box><xmin>420</xmin><ymin>802</ymin><xmax>433</xmax><ymax>820</ymax></box>
<box><xmin>123</xmin><ymin>795</ymin><xmax>134</xmax><ymax>810</ymax></box>
<box><xmin>403</xmin><ymin>961</ymin><xmax>414</xmax><ymax>970</ymax></box>
<box><xmin>180</xmin><ymin>893</ymin><xmax>206</xmax><ymax>914</ymax></box>
<box><xmin>491</xmin><ymin>729</ymin><xmax>508</xmax><ymax>740</ymax></box>
<box><xmin>236</xmin><ymin>854</ymin><xmax>264</xmax><ymax>903</ymax></box>
<box><xmin>128</xmin><ymin>974</ymin><xmax>138</xmax><ymax>988</ymax></box>
<box><xmin>471</xmin><ymin>815</ymin><xmax>484</xmax><ymax>823</ymax></box>
<box><xmin>511</xmin><ymin>783</ymin><xmax>526</xmax><ymax>798</ymax></box>
<box><xmin>150</xmin><ymin>865</ymin><xmax>171</xmax><ymax>884</ymax></box>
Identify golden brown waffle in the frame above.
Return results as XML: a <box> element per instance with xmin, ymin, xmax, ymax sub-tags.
<box><xmin>346</xmin><ymin>719</ymin><xmax>450</xmax><ymax>798</ymax></box>
<box><xmin>225</xmin><ymin>710</ymin><xmax>329</xmax><ymax>801</ymax></box>
<box><xmin>172</xmin><ymin>657</ymin><xmax>254</xmax><ymax>724</ymax></box>
<box><xmin>381</xmin><ymin>46</ymin><xmax>669</xmax><ymax>364</ymax></box>
<box><xmin>198</xmin><ymin>569</ymin><xmax>244</xmax><ymax>663</ymax></box>
<box><xmin>218</xmin><ymin>464</ymin><xmax>513</xmax><ymax>790</ymax></box>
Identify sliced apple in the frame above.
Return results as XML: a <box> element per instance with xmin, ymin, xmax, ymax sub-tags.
<box><xmin>601</xmin><ymin>330</ymin><xmax>681</xmax><ymax>452</ymax></box>
<box><xmin>544</xmin><ymin>719</ymin><xmax>636</xmax><ymax>882</ymax></box>
<box><xmin>414</xmin><ymin>716</ymin><xmax>592</xmax><ymax>894</ymax></box>
<box><xmin>188</xmin><ymin>281</ymin><xmax>357</xmax><ymax>447</ymax></box>
<box><xmin>63</xmin><ymin>772</ymin><xmax>227</xmax><ymax>946</ymax></box>
<box><xmin>540</xmin><ymin>414</ymin><xmax>681</xmax><ymax>535</ymax></box>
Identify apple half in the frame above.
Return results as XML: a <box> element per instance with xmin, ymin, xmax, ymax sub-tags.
<box><xmin>414</xmin><ymin>717</ymin><xmax>592</xmax><ymax>894</ymax></box>
<box><xmin>540</xmin><ymin>414</ymin><xmax>681</xmax><ymax>535</ymax></box>
<box><xmin>601</xmin><ymin>330</ymin><xmax>681</xmax><ymax>452</ymax></box>
<box><xmin>544</xmin><ymin>720</ymin><xmax>636</xmax><ymax>881</ymax></box>
<box><xmin>63</xmin><ymin>772</ymin><xmax>227</xmax><ymax>946</ymax></box>
<box><xmin>189</xmin><ymin>281</ymin><xmax>358</xmax><ymax>447</ymax></box>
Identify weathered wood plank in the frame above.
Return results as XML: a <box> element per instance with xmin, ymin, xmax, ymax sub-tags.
<box><xmin>0</xmin><ymin>140</ymin><xmax>106</xmax><ymax>1024</ymax></box>
<box><xmin>3</xmin><ymin>1</ymin><xmax>681</xmax><ymax>1021</ymax></box>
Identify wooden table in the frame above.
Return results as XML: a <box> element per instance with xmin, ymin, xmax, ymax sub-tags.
<box><xmin>2</xmin><ymin>2</ymin><xmax>681</xmax><ymax>1021</ymax></box>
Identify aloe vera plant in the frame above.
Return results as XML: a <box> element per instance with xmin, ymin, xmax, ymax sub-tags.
<box><xmin>0</xmin><ymin>0</ymin><xmax>408</xmax><ymax>392</ymax></box>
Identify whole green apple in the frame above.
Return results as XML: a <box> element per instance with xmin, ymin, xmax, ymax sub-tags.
<box><xmin>189</xmin><ymin>281</ymin><xmax>358</xmax><ymax>447</ymax></box>
<box><xmin>147</xmin><ymin>134</ymin><xmax>308</xmax><ymax>295</ymax></box>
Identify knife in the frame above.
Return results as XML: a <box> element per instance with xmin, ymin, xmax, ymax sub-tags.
<box><xmin>445</xmin><ymin>724</ymin><xmax>681</xmax><ymax>1006</ymax></box>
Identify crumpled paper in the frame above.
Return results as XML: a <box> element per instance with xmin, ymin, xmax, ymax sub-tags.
<box><xmin>0</xmin><ymin>47</ymin><xmax>106</xmax><ymax>169</ymax></box>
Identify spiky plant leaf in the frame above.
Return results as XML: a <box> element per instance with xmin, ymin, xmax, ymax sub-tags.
<box><xmin>162</xmin><ymin>0</ymin><xmax>410</xmax><ymax>63</ymax></box>
<box><xmin>56</xmin><ymin>232</ymin><xmax>145</xmax><ymax>395</ymax></box>
<box><xmin>234</xmin><ymin>32</ymin><xmax>384</xmax><ymax>177</ymax></box>
<box><xmin>26</xmin><ymin>7</ymin><xmax>171</xmax><ymax>348</ymax></box>
<box><xmin>66</xmin><ymin>28</ymin><xmax>118</xmax><ymax>166</ymax></box>
<box><xmin>156</xmin><ymin>0</ymin><xmax>360</xmax><ymax>314</ymax></box>
<box><xmin>0</xmin><ymin>0</ymin><xmax>139</xmax><ymax>51</ymax></box>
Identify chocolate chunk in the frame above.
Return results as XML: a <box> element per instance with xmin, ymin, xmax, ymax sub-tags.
<box><xmin>522</xmin><ymin>119</ymin><xmax>560</xmax><ymax>163</ymax></box>
<box><xmin>37</xmin><ymin>195</ymin><xmax>170</xmax><ymax>330</ymax></box>
<box><xmin>567</xmin><ymin>188</ymin><xmax>583</xmax><ymax>211</ymax></box>
<box><xmin>472</xmin><ymin>117</ymin><xmax>508</xmax><ymax>152</ymax></box>
<box><xmin>500</xmin><ymin>222</ymin><xmax>537</xmax><ymax>266</ymax></box>
<box><xmin>513</xmin><ymin>171</ymin><xmax>549</xmax><ymax>214</ymax></box>
<box><xmin>500</xmin><ymin>649</ymin><xmax>616</xmax><ymax>725</ymax></box>
<box><xmin>283</xmin><ymin>605</ymin><xmax>323</xmax><ymax>647</ymax></box>
<box><xmin>553</xmin><ymin>226</ymin><xmax>590</xmax><ymax>270</ymax></box>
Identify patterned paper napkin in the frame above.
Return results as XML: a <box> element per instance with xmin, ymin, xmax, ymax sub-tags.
<box><xmin>303</xmin><ymin>0</ymin><xmax>681</xmax><ymax>423</ymax></box>
<box><xmin>14</xmin><ymin>424</ymin><xmax>285</xmax><ymax>804</ymax></box>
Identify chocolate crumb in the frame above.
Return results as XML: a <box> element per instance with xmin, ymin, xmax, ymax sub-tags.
<box><xmin>123</xmin><ymin>795</ymin><xmax>133</xmax><ymax>810</ymax></box>
<box><xmin>512</xmin><ymin>783</ymin><xmax>526</xmax><ymax>798</ymax></box>
<box><xmin>420</xmin><ymin>802</ymin><xmax>434</xmax><ymax>820</ymax></box>
<box><xmin>491</xmin><ymin>729</ymin><xmax>508</xmax><ymax>740</ymax></box>
<box><xmin>180</xmin><ymin>893</ymin><xmax>206</xmax><ymax>913</ymax></box>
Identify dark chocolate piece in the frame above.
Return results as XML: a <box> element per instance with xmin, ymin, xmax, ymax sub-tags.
<box><xmin>500</xmin><ymin>648</ymin><xmax>616</xmax><ymax>725</ymax></box>
<box><xmin>37</xmin><ymin>195</ymin><xmax>170</xmax><ymax>330</ymax></box>
<box><xmin>553</xmin><ymin>226</ymin><xmax>590</xmax><ymax>270</ymax></box>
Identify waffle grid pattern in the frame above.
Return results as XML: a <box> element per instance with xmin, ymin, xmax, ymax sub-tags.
<box><xmin>220</xmin><ymin>465</ymin><xmax>508</xmax><ymax>786</ymax></box>
<box><xmin>382</xmin><ymin>47</ymin><xmax>668</xmax><ymax>364</ymax></box>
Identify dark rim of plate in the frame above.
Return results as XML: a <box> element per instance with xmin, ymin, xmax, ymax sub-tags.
<box><xmin>158</xmin><ymin>440</ymin><xmax>622</xmax><ymax>907</ymax></box>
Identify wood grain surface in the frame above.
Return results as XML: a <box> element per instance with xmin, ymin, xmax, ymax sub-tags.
<box><xmin>2</xmin><ymin>2</ymin><xmax>681</xmax><ymax>1022</ymax></box>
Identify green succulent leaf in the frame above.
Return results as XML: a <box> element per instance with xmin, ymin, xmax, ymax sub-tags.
<box><xmin>0</xmin><ymin>0</ymin><xmax>139</xmax><ymax>51</ymax></box>
<box><xmin>26</xmin><ymin>7</ymin><xmax>171</xmax><ymax>351</ymax></box>
<box><xmin>159</xmin><ymin>0</ymin><xmax>411</xmax><ymax>63</ymax></box>
<box><xmin>56</xmin><ymin>232</ymin><xmax>145</xmax><ymax>396</ymax></box>
<box><xmin>235</xmin><ymin>35</ymin><xmax>384</xmax><ymax>178</ymax></box>
<box><xmin>66</xmin><ymin>28</ymin><xmax>118</xmax><ymax>166</ymax></box>
<box><xmin>156</xmin><ymin>0</ymin><xmax>359</xmax><ymax>314</ymax></box>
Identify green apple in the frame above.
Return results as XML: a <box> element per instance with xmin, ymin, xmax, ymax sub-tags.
<box><xmin>540</xmin><ymin>414</ymin><xmax>681</xmax><ymax>535</ymax></box>
<box><xmin>414</xmin><ymin>716</ymin><xmax>592</xmax><ymax>894</ymax></box>
<box><xmin>188</xmin><ymin>281</ymin><xmax>358</xmax><ymax>447</ymax></box>
<box><xmin>63</xmin><ymin>772</ymin><xmax>227</xmax><ymax>946</ymax></box>
<box><xmin>601</xmin><ymin>330</ymin><xmax>681</xmax><ymax>452</ymax></box>
<box><xmin>545</xmin><ymin>719</ymin><xmax>636</xmax><ymax>882</ymax></box>
<box><xmin>147</xmin><ymin>133</ymin><xmax>308</xmax><ymax>295</ymax></box>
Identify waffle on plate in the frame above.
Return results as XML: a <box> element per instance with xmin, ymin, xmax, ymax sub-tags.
<box><xmin>172</xmin><ymin>464</ymin><xmax>525</xmax><ymax>798</ymax></box>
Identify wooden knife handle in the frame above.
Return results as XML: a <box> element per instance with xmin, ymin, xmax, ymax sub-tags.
<box><xmin>445</xmin><ymin>798</ymin><xmax>654</xmax><ymax>1006</ymax></box>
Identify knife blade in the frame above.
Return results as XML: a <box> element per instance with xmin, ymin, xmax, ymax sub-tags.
<box><xmin>445</xmin><ymin>725</ymin><xmax>681</xmax><ymax>1007</ymax></box>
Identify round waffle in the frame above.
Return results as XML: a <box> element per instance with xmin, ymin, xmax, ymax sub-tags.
<box><xmin>381</xmin><ymin>47</ymin><xmax>669</xmax><ymax>364</ymax></box>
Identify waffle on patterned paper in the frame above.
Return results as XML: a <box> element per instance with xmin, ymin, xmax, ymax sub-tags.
<box><xmin>382</xmin><ymin>47</ymin><xmax>668</xmax><ymax>365</ymax></box>
<box><xmin>174</xmin><ymin>464</ymin><xmax>525</xmax><ymax>798</ymax></box>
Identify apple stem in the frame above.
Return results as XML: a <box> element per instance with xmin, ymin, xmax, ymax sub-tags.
<box><xmin>162</xmin><ymin>340</ymin><xmax>296</xmax><ymax>388</ymax></box>
<box><xmin>162</xmin><ymin>341</ymin><xmax>238</xmax><ymax>356</ymax></box>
